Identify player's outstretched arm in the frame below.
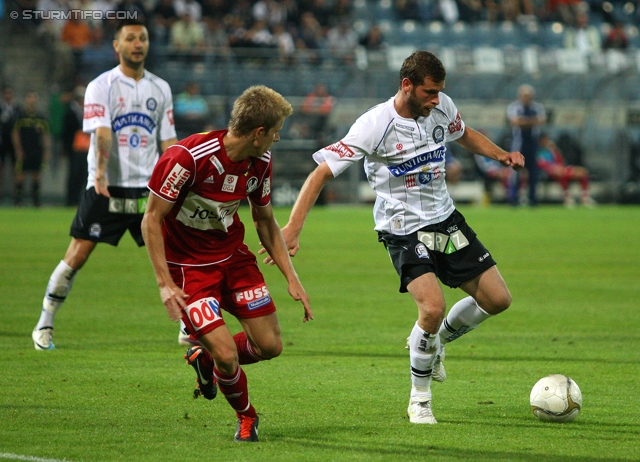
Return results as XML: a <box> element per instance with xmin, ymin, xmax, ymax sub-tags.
<box><xmin>259</xmin><ymin>162</ymin><xmax>334</xmax><ymax>265</ymax></box>
<box><xmin>252</xmin><ymin>201</ymin><xmax>313</xmax><ymax>322</ymax></box>
<box><xmin>141</xmin><ymin>193</ymin><xmax>189</xmax><ymax>322</ymax></box>
<box><xmin>455</xmin><ymin>127</ymin><xmax>525</xmax><ymax>171</ymax></box>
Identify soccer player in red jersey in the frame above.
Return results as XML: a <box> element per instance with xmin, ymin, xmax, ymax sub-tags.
<box><xmin>142</xmin><ymin>85</ymin><xmax>312</xmax><ymax>442</ymax></box>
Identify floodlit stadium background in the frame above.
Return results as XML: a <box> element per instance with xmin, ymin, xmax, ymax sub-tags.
<box><xmin>1</xmin><ymin>0</ymin><xmax>639</xmax><ymax>205</ymax></box>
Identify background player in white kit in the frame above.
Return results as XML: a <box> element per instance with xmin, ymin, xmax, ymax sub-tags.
<box><xmin>262</xmin><ymin>51</ymin><xmax>525</xmax><ymax>424</ymax></box>
<box><xmin>31</xmin><ymin>19</ymin><xmax>178</xmax><ymax>350</ymax></box>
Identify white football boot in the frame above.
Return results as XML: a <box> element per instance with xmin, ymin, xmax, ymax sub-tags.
<box><xmin>178</xmin><ymin>321</ymin><xmax>201</xmax><ymax>346</ymax></box>
<box><xmin>407</xmin><ymin>389</ymin><xmax>437</xmax><ymax>424</ymax></box>
<box><xmin>32</xmin><ymin>327</ymin><xmax>55</xmax><ymax>350</ymax></box>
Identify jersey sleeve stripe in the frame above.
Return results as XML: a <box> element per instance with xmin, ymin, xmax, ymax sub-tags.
<box><xmin>191</xmin><ymin>138</ymin><xmax>220</xmax><ymax>156</ymax></box>
<box><xmin>193</xmin><ymin>145</ymin><xmax>221</xmax><ymax>161</ymax></box>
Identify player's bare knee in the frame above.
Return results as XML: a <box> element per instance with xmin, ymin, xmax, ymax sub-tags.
<box><xmin>210</xmin><ymin>348</ymin><xmax>239</xmax><ymax>372</ymax></box>
<box><xmin>254</xmin><ymin>338</ymin><xmax>282</xmax><ymax>360</ymax></box>
<box><xmin>490</xmin><ymin>290</ymin><xmax>512</xmax><ymax>314</ymax></box>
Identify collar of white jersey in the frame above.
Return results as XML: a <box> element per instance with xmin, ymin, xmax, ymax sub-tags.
<box><xmin>115</xmin><ymin>65</ymin><xmax>148</xmax><ymax>83</ymax></box>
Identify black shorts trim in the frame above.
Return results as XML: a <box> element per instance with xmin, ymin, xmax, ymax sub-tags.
<box><xmin>378</xmin><ymin>210</ymin><xmax>496</xmax><ymax>292</ymax></box>
<box><xmin>70</xmin><ymin>187</ymin><xmax>149</xmax><ymax>246</ymax></box>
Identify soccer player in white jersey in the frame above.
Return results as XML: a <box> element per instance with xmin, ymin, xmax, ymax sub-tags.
<box><xmin>262</xmin><ymin>51</ymin><xmax>525</xmax><ymax>424</ymax></box>
<box><xmin>31</xmin><ymin>19</ymin><xmax>178</xmax><ymax>350</ymax></box>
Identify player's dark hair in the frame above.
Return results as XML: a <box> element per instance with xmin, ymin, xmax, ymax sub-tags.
<box><xmin>400</xmin><ymin>51</ymin><xmax>446</xmax><ymax>86</ymax></box>
<box><xmin>114</xmin><ymin>19</ymin><xmax>146</xmax><ymax>39</ymax></box>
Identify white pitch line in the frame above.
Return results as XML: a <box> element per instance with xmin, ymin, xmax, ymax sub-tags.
<box><xmin>0</xmin><ymin>453</ymin><xmax>74</xmax><ymax>462</ymax></box>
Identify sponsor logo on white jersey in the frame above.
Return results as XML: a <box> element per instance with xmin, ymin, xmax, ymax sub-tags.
<box><xmin>405</xmin><ymin>168</ymin><xmax>441</xmax><ymax>189</ymax></box>
<box><xmin>448</xmin><ymin>112</ymin><xmax>462</xmax><ymax>134</ymax></box>
<box><xmin>326</xmin><ymin>141</ymin><xmax>354</xmax><ymax>158</ymax></box>
<box><xmin>388</xmin><ymin>147</ymin><xmax>446</xmax><ymax>177</ymax></box>
<box><xmin>160</xmin><ymin>163</ymin><xmax>191</xmax><ymax>199</ymax></box>
<box><xmin>111</xmin><ymin>112</ymin><xmax>157</xmax><ymax>133</ymax></box>
<box><xmin>83</xmin><ymin>104</ymin><xmax>105</xmax><ymax>119</ymax></box>
<box><xmin>395</xmin><ymin>123</ymin><xmax>414</xmax><ymax>131</ymax></box>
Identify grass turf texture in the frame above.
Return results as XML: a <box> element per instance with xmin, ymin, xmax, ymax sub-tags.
<box><xmin>0</xmin><ymin>205</ymin><xmax>639</xmax><ymax>462</ymax></box>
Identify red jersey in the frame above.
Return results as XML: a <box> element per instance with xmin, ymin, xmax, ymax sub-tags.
<box><xmin>148</xmin><ymin>129</ymin><xmax>272</xmax><ymax>265</ymax></box>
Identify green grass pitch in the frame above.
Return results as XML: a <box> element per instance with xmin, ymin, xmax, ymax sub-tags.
<box><xmin>0</xmin><ymin>205</ymin><xmax>639</xmax><ymax>461</ymax></box>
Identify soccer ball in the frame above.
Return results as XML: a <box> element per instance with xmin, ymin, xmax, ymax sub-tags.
<box><xmin>529</xmin><ymin>374</ymin><xmax>582</xmax><ymax>423</ymax></box>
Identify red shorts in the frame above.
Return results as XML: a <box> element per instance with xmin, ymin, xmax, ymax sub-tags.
<box><xmin>169</xmin><ymin>246</ymin><xmax>276</xmax><ymax>339</ymax></box>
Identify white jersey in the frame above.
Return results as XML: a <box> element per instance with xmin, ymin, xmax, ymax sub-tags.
<box><xmin>313</xmin><ymin>93</ymin><xmax>465</xmax><ymax>235</ymax></box>
<box><xmin>83</xmin><ymin>66</ymin><xmax>177</xmax><ymax>189</ymax></box>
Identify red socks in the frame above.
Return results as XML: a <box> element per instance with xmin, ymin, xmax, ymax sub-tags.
<box><xmin>213</xmin><ymin>365</ymin><xmax>256</xmax><ymax>417</ymax></box>
<box><xmin>233</xmin><ymin>332</ymin><xmax>262</xmax><ymax>365</ymax></box>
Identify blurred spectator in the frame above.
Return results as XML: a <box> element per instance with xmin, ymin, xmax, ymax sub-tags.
<box><xmin>94</xmin><ymin>0</ymin><xmax>118</xmax><ymax>40</ymax></box>
<box><xmin>456</xmin><ymin>0</ymin><xmax>483</xmax><ymax>23</ymax></box>
<box><xmin>173</xmin><ymin>82</ymin><xmax>210</xmax><ymax>139</ymax></box>
<box><xmin>298</xmin><ymin>11</ymin><xmax>324</xmax><ymax>48</ymax></box>
<box><xmin>301</xmin><ymin>82</ymin><xmax>334</xmax><ymax>143</ymax></box>
<box><xmin>304</xmin><ymin>0</ymin><xmax>332</xmax><ymax>29</ymax></box>
<box><xmin>445</xmin><ymin>147</ymin><xmax>463</xmax><ymax>185</ymax></box>
<box><xmin>507</xmin><ymin>84</ymin><xmax>546</xmax><ymax>206</ymax></box>
<box><xmin>246</xmin><ymin>19</ymin><xmax>276</xmax><ymax>48</ymax></box>
<box><xmin>170</xmin><ymin>13</ymin><xmax>206</xmax><ymax>53</ymax></box>
<box><xmin>12</xmin><ymin>92</ymin><xmax>51</xmax><ymax>207</ymax></box>
<box><xmin>360</xmin><ymin>24</ymin><xmax>386</xmax><ymax>51</ymax></box>
<box><xmin>174</xmin><ymin>0</ymin><xmax>202</xmax><ymax>22</ymax></box>
<box><xmin>229</xmin><ymin>0</ymin><xmax>253</xmax><ymax>19</ymax></box>
<box><xmin>502</xmin><ymin>0</ymin><xmax>535</xmax><ymax>21</ymax></box>
<box><xmin>438</xmin><ymin>0</ymin><xmax>460</xmax><ymax>24</ymax></box>
<box><xmin>227</xmin><ymin>15</ymin><xmax>251</xmax><ymax>49</ymax></box>
<box><xmin>395</xmin><ymin>0</ymin><xmax>423</xmax><ymax>21</ymax></box>
<box><xmin>273</xmin><ymin>22</ymin><xmax>296</xmax><ymax>65</ymax></box>
<box><xmin>332</xmin><ymin>0</ymin><xmax>353</xmax><ymax>25</ymax></box>
<box><xmin>252</xmin><ymin>0</ymin><xmax>287</xmax><ymax>27</ymax></box>
<box><xmin>547</xmin><ymin>0</ymin><xmax>581</xmax><ymax>25</ymax></box>
<box><xmin>563</xmin><ymin>11</ymin><xmax>602</xmax><ymax>54</ymax></box>
<box><xmin>36</xmin><ymin>0</ymin><xmax>69</xmax><ymax>38</ymax></box>
<box><xmin>152</xmin><ymin>0</ymin><xmax>179</xmax><ymax>44</ymax></box>
<box><xmin>0</xmin><ymin>86</ymin><xmax>20</xmax><ymax>200</ymax></box>
<box><xmin>296</xmin><ymin>11</ymin><xmax>324</xmax><ymax>64</ymax></box>
<box><xmin>204</xmin><ymin>17</ymin><xmax>230</xmax><ymax>52</ymax></box>
<box><xmin>60</xmin><ymin>16</ymin><xmax>94</xmax><ymax>78</ymax></box>
<box><xmin>537</xmin><ymin>132</ymin><xmax>595</xmax><ymax>207</ymax></box>
<box><xmin>62</xmin><ymin>86</ymin><xmax>89</xmax><ymax>207</ymax></box>
<box><xmin>484</xmin><ymin>0</ymin><xmax>505</xmax><ymax>22</ymax></box>
<box><xmin>116</xmin><ymin>0</ymin><xmax>148</xmax><ymax>23</ymax></box>
<box><xmin>326</xmin><ymin>20</ymin><xmax>359</xmax><ymax>65</ymax></box>
<box><xmin>475</xmin><ymin>154</ymin><xmax>527</xmax><ymax>205</ymax></box>
<box><xmin>603</xmin><ymin>21</ymin><xmax>630</xmax><ymax>50</ymax></box>
<box><xmin>201</xmin><ymin>0</ymin><xmax>231</xmax><ymax>21</ymax></box>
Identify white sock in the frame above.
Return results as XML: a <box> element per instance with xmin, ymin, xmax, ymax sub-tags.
<box><xmin>408</xmin><ymin>321</ymin><xmax>440</xmax><ymax>392</ymax></box>
<box><xmin>36</xmin><ymin>260</ymin><xmax>78</xmax><ymax>330</ymax></box>
<box><xmin>439</xmin><ymin>296</ymin><xmax>491</xmax><ymax>345</ymax></box>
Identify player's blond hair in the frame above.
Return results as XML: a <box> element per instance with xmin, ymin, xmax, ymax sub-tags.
<box><xmin>229</xmin><ymin>86</ymin><xmax>293</xmax><ymax>136</ymax></box>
